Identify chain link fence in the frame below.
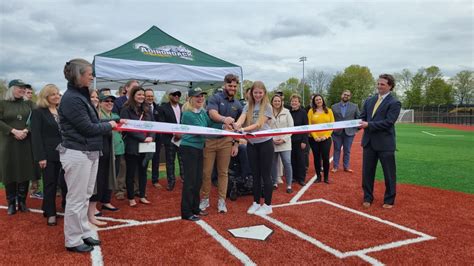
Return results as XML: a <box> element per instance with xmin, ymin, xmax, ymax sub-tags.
<box><xmin>411</xmin><ymin>104</ymin><xmax>474</xmax><ymax>125</ymax></box>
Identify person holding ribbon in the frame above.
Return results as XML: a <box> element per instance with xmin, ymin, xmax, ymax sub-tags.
<box><xmin>180</xmin><ymin>87</ymin><xmax>218</xmax><ymax>221</ymax></box>
<box><xmin>307</xmin><ymin>94</ymin><xmax>335</xmax><ymax>184</ymax></box>
<box><xmin>359</xmin><ymin>74</ymin><xmax>401</xmax><ymax>209</ymax></box>
<box><xmin>120</xmin><ymin>86</ymin><xmax>155</xmax><ymax>207</ymax></box>
<box><xmin>59</xmin><ymin>58</ymin><xmax>117</xmax><ymax>253</ymax></box>
<box><xmin>235</xmin><ymin>81</ymin><xmax>275</xmax><ymax>216</ymax></box>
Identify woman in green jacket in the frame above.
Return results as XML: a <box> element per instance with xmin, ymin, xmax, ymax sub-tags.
<box><xmin>0</xmin><ymin>79</ymin><xmax>36</xmax><ymax>215</ymax></box>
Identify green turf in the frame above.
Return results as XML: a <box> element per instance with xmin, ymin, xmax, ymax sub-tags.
<box><xmin>374</xmin><ymin>124</ymin><xmax>474</xmax><ymax>194</ymax></box>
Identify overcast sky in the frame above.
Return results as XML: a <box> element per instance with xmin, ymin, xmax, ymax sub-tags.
<box><xmin>1</xmin><ymin>0</ymin><xmax>473</xmax><ymax>92</ymax></box>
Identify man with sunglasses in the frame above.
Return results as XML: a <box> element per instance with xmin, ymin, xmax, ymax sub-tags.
<box><xmin>331</xmin><ymin>90</ymin><xmax>360</xmax><ymax>173</ymax></box>
<box><xmin>158</xmin><ymin>88</ymin><xmax>184</xmax><ymax>191</ymax></box>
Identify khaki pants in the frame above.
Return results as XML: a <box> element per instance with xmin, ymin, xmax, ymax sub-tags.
<box><xmin>201</xmin><ymin>137</ymin><xmax>232</xmax><ymax>200</ymax></box>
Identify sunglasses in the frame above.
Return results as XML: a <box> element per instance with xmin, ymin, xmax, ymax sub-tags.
<box><xmin>171</xmin><ymin>93</ymin><xmax>181</xmax><ymax>97</ymax></box>
<box><xmin>102</xmin><ymin>100</ymin><xmax>114</xmax><ymax>103</ymax></box>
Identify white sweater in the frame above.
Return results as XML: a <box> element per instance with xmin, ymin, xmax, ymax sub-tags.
<box><xmin>271</xmin><ymin>107</ymin><xmax>294</xmax><ymax>152</ymax></box>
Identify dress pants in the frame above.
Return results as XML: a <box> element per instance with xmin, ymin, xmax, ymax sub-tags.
<box><xmin>201</xmin><ymin>137</ymin><xmax>233</xmax><ymax>200</ymax></box>
<box><xmin>247</xmin><ymin>139</ymin><xmax>274</xmax><ymax>205</ymax></box>
<box><xmin>60</xmin><ymin>148</ymin><xmax>99</xmax><ymax>247</ymax></box>
<box><xmin>181</xmin><ymin>146</ymin><xmax>203</xmax><ymax>218</ymax></box>
<box><xmin>332</xmin><ymin>132</ymin><xmax>355</xmax><ymax>170</ymax></box>
<box><xmin>291</xmin><ymin>141</ymin><xmax>307</xmax><ymax>182</ymax></box>
<box><xmin>42</xmin><ymin>160</ymin><xmax>62</xmax><ymax>218</ymax></box>
<box><xmin>125</xmin><ymin>154</ymin><xmax>147</xmax><ymax>199</ymax></box>
<box><xmin>164</xmin><ymin>143</ymin><xmax>184</xmax><ymax>185</ymax></box>
<box><xmin>362</xmin><ymin>146</ymin><xmax>397</xmax><ymax>205</ymax></box>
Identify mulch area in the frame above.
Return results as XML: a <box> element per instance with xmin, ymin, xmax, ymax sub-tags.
<box><xmin>0</xmin><ymin>132</ymin><xmax>473</xmax><ymax>264</ymax></box>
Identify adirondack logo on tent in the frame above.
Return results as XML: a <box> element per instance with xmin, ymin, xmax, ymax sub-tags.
<box><xmin>134</xmin><ymin>43</ymin><xmax>193</xmax><ymax>60</ymax></box>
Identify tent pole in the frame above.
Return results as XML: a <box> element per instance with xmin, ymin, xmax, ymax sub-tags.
<box><xmin>93</xmin><ymin>77</ymin><xmax>97</xmax><ymax>90</ymax></box>
<box><xmin>239</xmin><ymin>67</ymin><xmax>244</xmax><ymax>100</ymax></box>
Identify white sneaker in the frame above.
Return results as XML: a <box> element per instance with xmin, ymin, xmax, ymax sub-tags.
<box><xmin>199</xmin><ymin>198</ymin><xmax>210</xmax><ymax>210</ymax></box>
<box><xmin>217</xmin><ymin>198</ymin><xmax>227</xmax><ymax>213</ymax></box>
<box><xmin>255</xmin><ymin>204</ymin><xmax>272</xmax><ymax>216</ymax></box>
<box><xmin>247</xmin><ymin>202</ymin><xmax>261</xmax><ymax>215</ymax></box>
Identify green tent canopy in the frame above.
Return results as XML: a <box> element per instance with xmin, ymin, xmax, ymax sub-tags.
<box><xmin>93</xmin><ymin>26</ymin><xmax>243</xmax><ymax>87</ymax></box>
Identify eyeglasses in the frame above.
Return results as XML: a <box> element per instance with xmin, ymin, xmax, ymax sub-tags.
<box><xmin>102</xmin><ymin>100</ymin><xmax>114</xmax><ymax>103</ymax></box>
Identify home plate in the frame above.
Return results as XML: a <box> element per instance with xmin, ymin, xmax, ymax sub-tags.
<box><xmin>228</xmin><ymin>225</ymin><xmax>273</xmax><ymax>241</ymax></box>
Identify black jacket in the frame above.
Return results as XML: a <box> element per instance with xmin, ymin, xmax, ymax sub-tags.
<box><xmin>290</xmin><ymin>107</ymin><xmax>309</xmax><ymax>144</ymax></box>
<box><xmin>158</xmin><ymin>102</ymin><xmax>182</xmax><ymax>145</ymax></box>
<box><xmin>31</xmin><ymin>107</ymin><xmax>61</xmax><ymax>162</ymax></box>
<box><xmin>120</xmin><ymin>105</ymin><xmax>155</xmax><ymax>155</ymax></box>
<box><xmin>58</xmin><ymin>83</ymin><xmax>112</xmax><ymax>151</ymax></box>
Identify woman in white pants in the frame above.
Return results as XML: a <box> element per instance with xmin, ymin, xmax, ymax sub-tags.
<box><xmin>58</xmin><ymin>58</ymin><xmax>118</xmax><ymax>253</ymax></box>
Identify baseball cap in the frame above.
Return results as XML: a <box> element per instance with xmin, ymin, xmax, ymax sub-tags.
<box><xmin>275</xmin><ymin>89</ymin><xmax>283</xmax><ymax>96</ymax></box>
<box><xmin>168</xmin><ymin>88</ymin><xmax>182</xmax><ymax>96</ymax></box>
<box><xmin>99</xmin><ymin>93</ymin><xmax>116</xmax><ymax>101</ymax></box>
<box><xmin>9</xmin><ymin>79</ymin><xmax>30</xmax><ymax>88</ymax></box>
<box><xmin>188</xmin><ymin>87</ymin><xmax>207</xmax><ymax>97</ymax></box>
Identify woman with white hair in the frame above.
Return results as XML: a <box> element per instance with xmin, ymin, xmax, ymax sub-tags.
<box><xmin>0</xmin><ymin>79</ymin><xmax>36</xmax><ymax>215</ymax></box>
<box><xmin>58</xmin><ymin>58</ymin><xmax>118</xmax><ymax>253</ymax></box>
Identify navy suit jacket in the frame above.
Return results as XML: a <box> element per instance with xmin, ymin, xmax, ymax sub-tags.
<box><xmin>112</xmin><ymin>95</ymin><xmax>128</xmax><ymax>114</ymax></box>
<box><xmin>331</xmin><ymin>101</ymin><xmax>360</xmax><ymax>136</ymax></box>
<box><xmin>360</xmin><ymin>93</ymin><xmax>401</xmax><ymax>152</ymax></box>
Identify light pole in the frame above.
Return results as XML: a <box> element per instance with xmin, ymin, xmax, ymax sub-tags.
<box><xmin>299</xmin><ymin>56</ymin><xmax>307</xmax><ymax>105</ymax></box>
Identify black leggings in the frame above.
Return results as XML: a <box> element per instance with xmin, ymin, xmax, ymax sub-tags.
<box><xmin>180</xmin><ymin>146</ymin><xmax>203</xmax><ymax>218</ymax></box>
<box><xmin>42</xmin><ymin>161</ymin><xmax>62</xmax><ymax>217</ymax></box>
<box><xmin>308</xmin><ymin>137</ymin><xmax>332</xmax><ymax>181</ymax></box>
<box><xmin>90</xmin><ymin>154</ymin><xmax>112</xmax><ymax>203</ymax></box>
<box><xmin>247</xmin><ymin>139</ymin><xmax>274</xmax><ymax>205</ymax></box>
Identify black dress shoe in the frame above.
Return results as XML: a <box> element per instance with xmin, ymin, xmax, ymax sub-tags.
<box><xmin>286</xmin><ymin>188</ymin><xmax>293</xmax><ymax>194</ymax></box>
<box><xmin>314</xmin><ymin>178</ymin><xmax>321</xmax><ymax>184</ymax></box>
<box><xmin>47</xmin><ymin>216</ymin><xmax>57</xmax><ymax>226</ymax></box>
<box><xmin>18</xmin><ymin>202</ymin><xmax>29</xmax><ymax>212</ymax></box>
<box><xmin>102</xmin><ymin>205</ymin><xmax>119</xmax><ymax>211</ymax></box>
<box><xmin>298</xmin><ymin>180</ymin><xmax>306</xmax><ymax>186</ymax></box>
<box><xmin>183</xmin><ymin>215</ymin><xmax>200</xmax><ymax>221</ymax></box>
<box><xmin>167</xmin><ymin>182</ymin><xmax>175</xmax><ymax>191</ymax></box>
<box><xmin>197</xmin><ymin>210</ymin><xmax>208</xmax><ymax>216</ymax></box>
<box><xmin>83</xmin><ymin>237</ymin><xmax>101</xmax><ymax>246</ymax></box>
<box><xmin>7</xmin><ymin>204</ymin><xmax>17</xmax><ymax>215</ymax></box>
<box><xmin>324</xmin><ymin>179</ymin><xmax>330</xmax><ymax>184</ymax></box>
<box><xmin>66</xmin><ymin>244</ymin><xmax>94</xmax><ymax>253</ymax></box>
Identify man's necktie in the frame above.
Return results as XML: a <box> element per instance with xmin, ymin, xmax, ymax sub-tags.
<box><xmin>372</xmin><ymin>95</ymin><xmax>382</xmax><ymax>117</ymax></box>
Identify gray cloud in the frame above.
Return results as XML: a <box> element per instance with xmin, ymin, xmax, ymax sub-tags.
<box><xmin>261</xmin><ymin>17</ymin><xmax>330</xmax><ymax>40</ymax></box>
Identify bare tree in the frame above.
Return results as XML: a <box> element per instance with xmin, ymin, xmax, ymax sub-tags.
<box><xmin>306</xmin><ymin>68</ymin><xmax>332</xmax><ymax>95</ymax></box>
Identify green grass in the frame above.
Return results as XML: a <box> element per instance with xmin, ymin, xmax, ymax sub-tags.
<box><xmin>375</xmin><ymin>124</ymin><xmax>474</xmax><ymax>194</ymax></box>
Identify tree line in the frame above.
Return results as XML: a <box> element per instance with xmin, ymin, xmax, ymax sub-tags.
<box><xmin>263</xmin><ymin>65</ymin><xmax>473</xmax><ymax>108</ymax></box>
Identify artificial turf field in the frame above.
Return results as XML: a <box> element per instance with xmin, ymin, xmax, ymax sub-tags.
<box><xmin>0</xmin><ymin>123</ymin><xmax>473</xmax><ymax>265</ymax></box>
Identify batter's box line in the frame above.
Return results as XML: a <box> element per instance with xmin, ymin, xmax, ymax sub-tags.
<box><xmin>269</xmin><ymin>198</ymin><xmax>436</xmax><ymax>265</ymax></box>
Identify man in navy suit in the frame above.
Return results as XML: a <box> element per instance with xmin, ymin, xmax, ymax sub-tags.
<box><xmin>359</xmin><ymin>74</ymin><xmax>401</xmax><ymax>209</ymax></box>
<box><xmin>331</xmin><ymin>90</ymin><xmax>360</xmax><ymax>173</ymax></box>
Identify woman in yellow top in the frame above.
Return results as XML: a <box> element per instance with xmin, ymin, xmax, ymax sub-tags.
<box><xmin>307</xmin><ymin>94</ymin><xmax>335</xmax><ymax>184</ymax></box>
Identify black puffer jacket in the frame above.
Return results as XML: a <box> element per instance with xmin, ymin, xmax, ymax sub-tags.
<box><xmin>58</xmin><ymin>83</ymin><xmax>112</xmax><ymax>151</ymax></box>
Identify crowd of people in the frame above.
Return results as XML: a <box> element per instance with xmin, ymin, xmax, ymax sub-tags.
<box><xmin>0</xmin><ymin>57</ymin><xmax>401</xmax><ymax>253</ymax></box>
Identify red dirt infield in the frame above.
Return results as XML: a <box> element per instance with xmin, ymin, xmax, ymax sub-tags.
<box><xmin>1</xmin><ymin>132</ymin><xmax>473</xmax><ymax>265</ymax></box>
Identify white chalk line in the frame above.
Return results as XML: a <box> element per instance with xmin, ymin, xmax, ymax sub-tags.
<box><xmin>96</xmin><ymin>216</ymin><xmax>181</xmax><ymax>232</ymax></box>
<box><xmin>421</xmin><ymin>131</ymin><xmax>436</xmax><ymax>136</ymax></box>
<box><xmin>91</xmin><ymin>230</ymin><xmax>104</xmax><ymax>266</ymax></box>
<box><xmin>268</xmin><ymin>198</ymin><xmax>436</xmax><ymax>265</ymax></box>
<box><xmin>196</xmin><ymin>220</ymin><xmax>256</xmax><ymax>266</ymax></box>
<box><xmin>289</xmin><ymin>156</ymin><xmax>333</xmax><ymax>203</ymax></box>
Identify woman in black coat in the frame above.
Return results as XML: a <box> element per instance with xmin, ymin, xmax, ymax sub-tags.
<box><xmin>120</xmin><ymin>86</ymin><xmax>155</xmax><ymax>207</ymax></box>
<box><xmin>31</xmin><ymin>84</ymin><xmax>66</xmax><ymax>226</ymax></box>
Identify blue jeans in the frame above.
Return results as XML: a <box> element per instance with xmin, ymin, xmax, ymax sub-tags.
<box><xmin>332</xmin><ymin>132</ymin><xmax>355</xmax><ymax>169</ymax></box>
<box><xmin>271</xmin><ymin>150</ymin><xmax>292</xmax><ymax>186</ymax></box>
